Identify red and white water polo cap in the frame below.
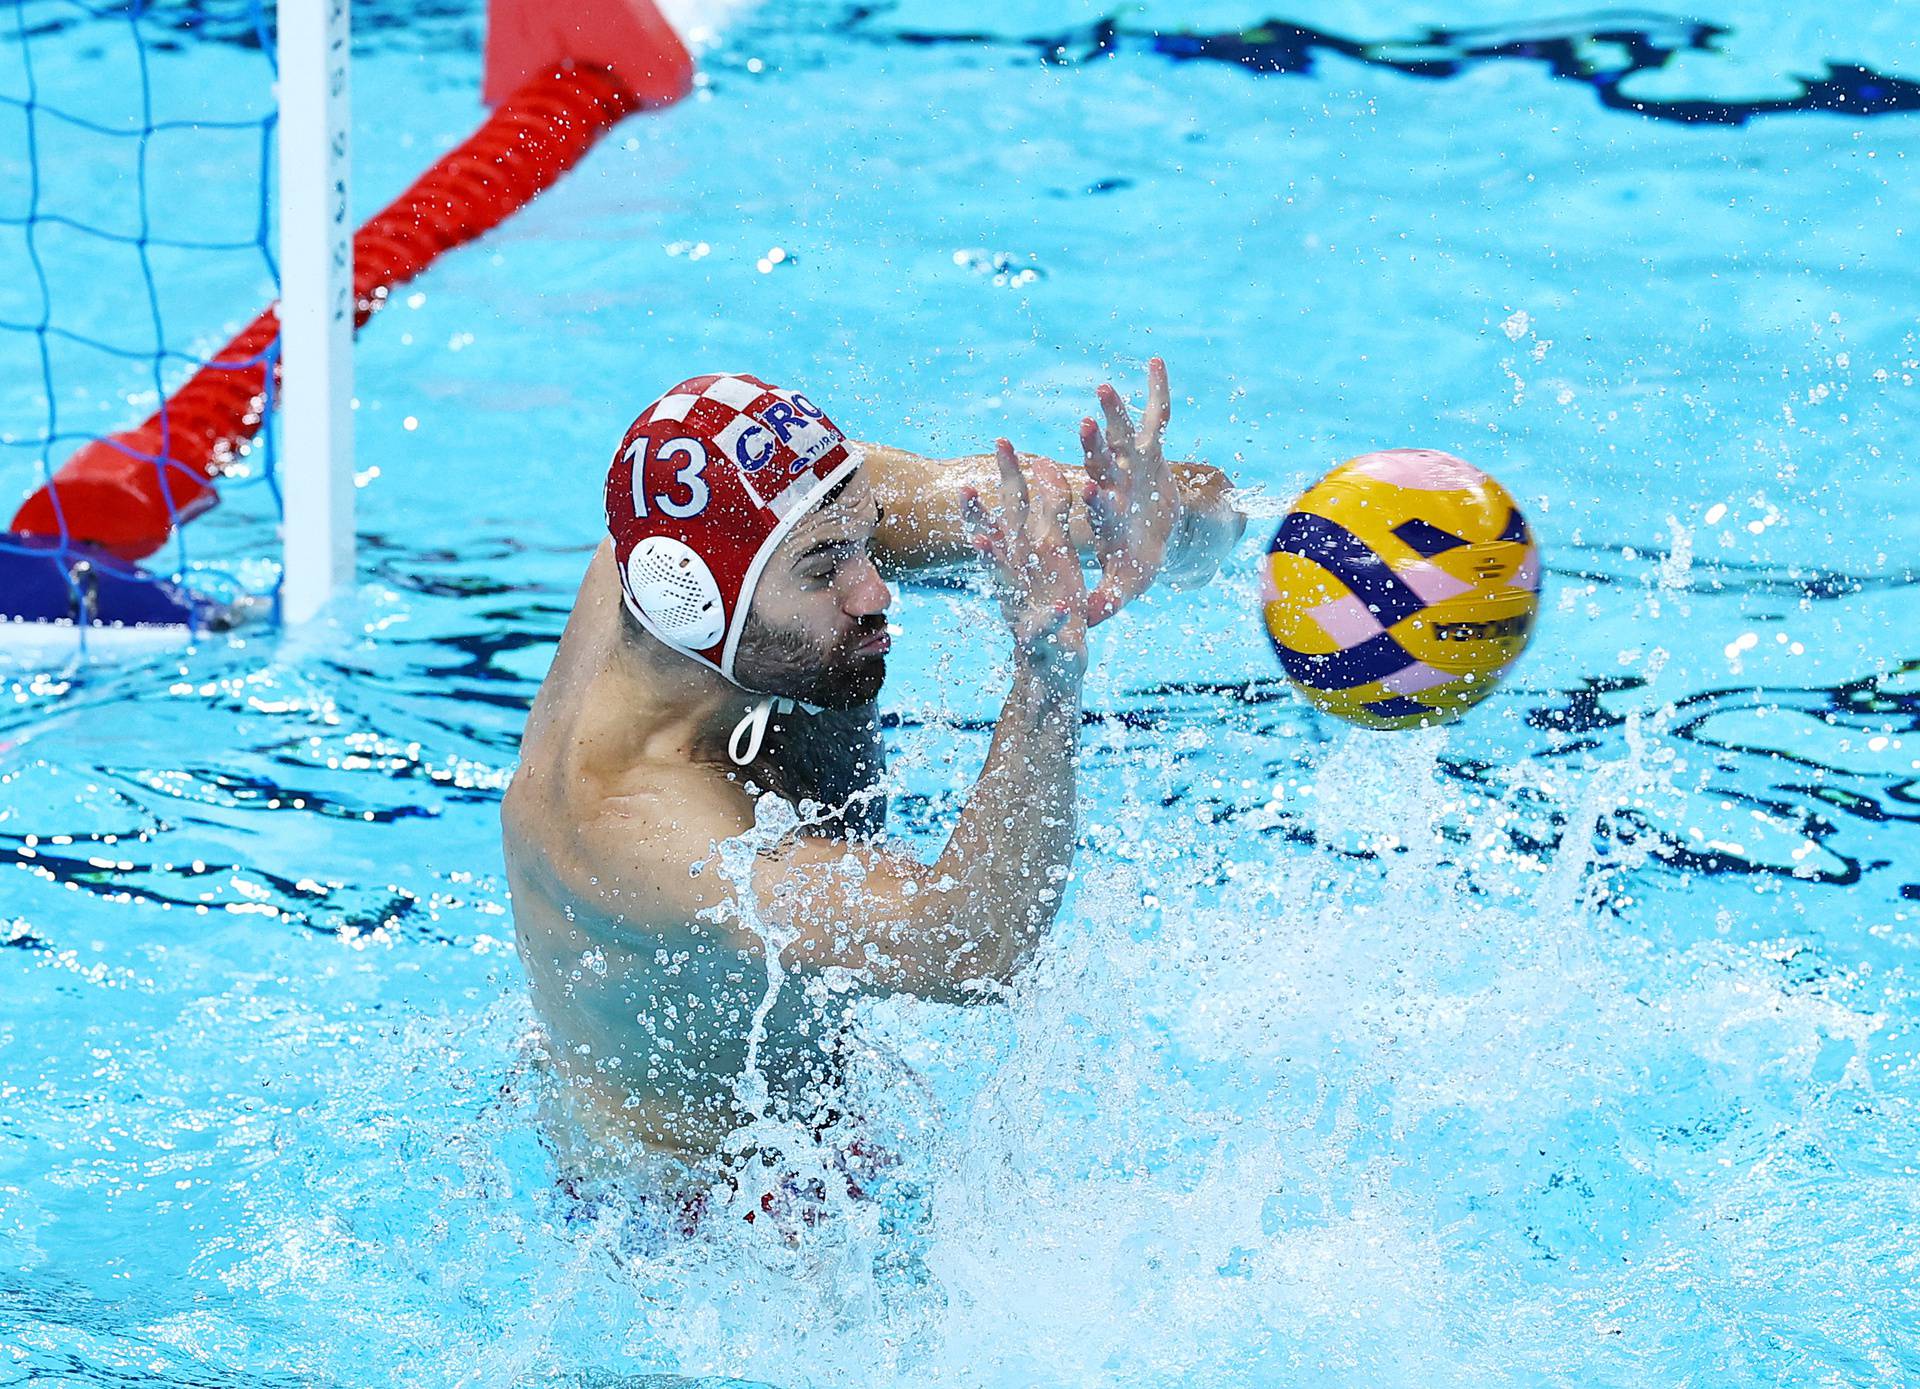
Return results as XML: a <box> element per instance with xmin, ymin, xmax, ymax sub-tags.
<box><xmin>604</xmin><ymin>372</ymin><xmax>864</xmax><ymax>683</ymax></box>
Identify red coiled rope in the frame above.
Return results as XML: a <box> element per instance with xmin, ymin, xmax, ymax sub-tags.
<box><xmin>11</xmin><ymin>62</ymin><xmax>648</xmax><ymax>561</ymax></box>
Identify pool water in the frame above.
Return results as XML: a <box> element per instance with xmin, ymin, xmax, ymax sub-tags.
<box><xmin>4</xmin><ymin>2</ymin><xmax>1920</xmax><ymax>1385</ymax></box>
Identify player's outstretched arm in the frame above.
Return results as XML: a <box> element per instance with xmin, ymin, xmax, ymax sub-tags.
<box><xmin>715</xmin><ymin>442</ymin><xmax>1090</xmax><ymax>1005</ymax></box>
<box><xmin>863</xmin><ymin>359</ymin><xmax>1245</xmax><ymax>592</ymax></box>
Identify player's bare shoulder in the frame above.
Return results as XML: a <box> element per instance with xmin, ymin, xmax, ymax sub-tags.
<box><xmin>504</xmin><ymin>545</ymin><xmax>750</xmax><ymax>936</ymax></box>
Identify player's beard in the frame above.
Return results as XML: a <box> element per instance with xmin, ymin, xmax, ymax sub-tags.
<box><xmin>732</xmin><ymin>610</ymin><xmax>888</xmax><ymax>710</ymax></box>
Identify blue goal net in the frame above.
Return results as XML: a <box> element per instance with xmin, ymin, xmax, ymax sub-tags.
<box><xmin>1</xmin><ymin>0</ymin><xmax>287</xmax><ymax>638</ymax></box>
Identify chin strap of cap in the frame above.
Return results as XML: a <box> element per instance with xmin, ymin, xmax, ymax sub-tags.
<box><xmin>728</xmin><ymin>694</ymin><xmax>823</xmax><ymax>767</ymax></box>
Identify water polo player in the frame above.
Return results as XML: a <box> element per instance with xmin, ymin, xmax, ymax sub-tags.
<box><xmin>502</xmin><ymin>360</ymin><xmax>1243</xmax><ymax>1185</ymax></box>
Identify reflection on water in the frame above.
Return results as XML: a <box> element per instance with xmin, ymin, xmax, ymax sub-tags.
<box><xmin>854</xmin><ymin>9</ymin><xmax>1920</xmax><ymax>126</ymax></box>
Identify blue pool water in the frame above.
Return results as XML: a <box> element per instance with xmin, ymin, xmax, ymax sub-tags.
<box><xmin>4</xmin><ymin>2</ymin><xmax>1920</xmax><ymax>1384</ymax></box>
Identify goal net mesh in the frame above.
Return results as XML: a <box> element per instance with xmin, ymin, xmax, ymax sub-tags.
<box><xmin>1</xmin><ymin>0</ymin><xmax>285</xmax><ymax>628</ymax></box>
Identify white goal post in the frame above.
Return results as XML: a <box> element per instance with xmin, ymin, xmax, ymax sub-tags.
<box><xmin>275</xmin><ymin>0</ymin><xmax>355</xmax><ymax>626</ymax></box>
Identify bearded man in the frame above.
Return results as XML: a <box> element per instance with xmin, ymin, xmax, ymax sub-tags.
<box><xmin>503</xmin><ymin>360</ymin><xmax>1241</xmax><ymax>1183</ymax></box>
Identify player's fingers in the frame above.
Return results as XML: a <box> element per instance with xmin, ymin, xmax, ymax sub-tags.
<box><xmin>1141</xmin><ymin>357</ymin><xmax>1170</xmax><ymax>453</ymax></box>
<box><xmin>1097</xmin><ymin>382</ymin><xmax>1138</xmax><ymax>464</ymax></box>
<box><xmin>960</xmin><ymin>483</ymin><xmax>988</xmax><ymax>529</ymax></box>
<box><xmin>995</xmin><ymin>439</ymin><xmax>1030</xmax><ymax>529</ymax></box>
<box><xmin>962</xmin><ymin>485</ymin><xmax>1007</xmax><ymax>546</ymax></box>
<box><xmin>1035</xmin><ymin>519</ymin><xmax>1080</xmax><ymax>587</ymax></box>
<box><xmin>1028</xmin><ymin>458</ymin><xmax>1074</xmax><ymax>529</ymax></box>
<box><xmin>1084</xmin><ymin>482</ymin><xmax>1127</xmax><ymax>559</ymax></box>
<box><xmin>963</xmin><ymin>486</ymin><xmax>1013</xmax><ymax>558</ymax></box>
<box><xmin>1133</xmin><ymin>419</ymin><xmax>1176</xmax><ymax>515</ymax></box>
<box><xmin>971</xmin><ymin>517</ymin><xmax>1010</xmax><ymax>552</ymax></box>
<box><xmin>1080</xmin><ymin>418</ymin><xmax>1131</xmax><ymax>549</ymax></box>
<box><xmin>971</xmin><ymin>524</ymin><xmax>1013</xmax><ymax>574</ymax></box>
<box><xmin>980</xmin><ymin>529</ymin><xmax>1032</xmax><ymax>600</ymax></box>
<box><xmin>1080</xmin><ymin>417</ymin><xmax>1124</xmax><ymax>494</ymax></box>
<box><xmin>1079</xmin><ymin>417</ymin><xmax>1116</xmax><ymax>478</ymax></box>
<box><xmin>1140</xmin><ymin>451</ymin><xmax>1174</xmax><ymax>514</ymax></box>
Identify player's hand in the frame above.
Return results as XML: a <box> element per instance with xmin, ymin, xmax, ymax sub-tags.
<box><xmin>962</xmin><ymin>441</ymin><xmax>1089</xmax><ymax>682</ymax></box>
<box><xmin>1161</xmin><ymin>460</ymin><xmax>1247</xmax><ymax>590</ymax></box>
<box><xmin>1080</xmin><ymin>357</ymin><xmax>1180</xmax><ymax>626</ymax></box>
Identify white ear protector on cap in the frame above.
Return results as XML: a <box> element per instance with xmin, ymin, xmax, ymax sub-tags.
<box><xmin>621</xmin><ymin>536</ymin><xmax>808</xmax><ymax>767</ymax></box>
<box><xmin>624</xmin><ymin>536</ymin><xmax>726</xmax><ymax>650</ymax></box>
